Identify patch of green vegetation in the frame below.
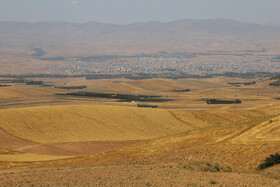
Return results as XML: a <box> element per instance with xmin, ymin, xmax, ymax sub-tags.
<box><xmin>58</xmin><ymin>92</ymin><xmax>172</xmax><ymax>103</ymax></box>
<box><xmin>194</xmin><ymin>98</ymin><xmax>212</xmax><ymax>101</ymax></box>
<box><xmin>269</xmin><ymin>79</ymin><xmax>280</xmax><ymax>87</ymax></box>
<box><xmin>206</xmin><ymin>99</ymin><xmax>241</xmax><ymax>104</ymax></box>
<box><xmin>26</xmin><ymin>80</ymin><xmax>43</xmax><ymax>85</ymax></box>
<box><xmin>209</xmin><ymin>180</ymin><xmax>218</xmax><ymax>184</ymax></box>
<box><xmin>32</xmin><ymin>48</ymin><xmax>46</xmax><ymax>57</ymax></box>
<box><xmin>0</xmin><ymin>79</ymin><xmax>25</xmax><ymax>83</ymax></box>
<box><xmin>41</xmin><ymin>84</ymin><xmax>55</xmax><ymax>87</ymax></box>
<box><xmin>137</xmin><ymin>103</ymin><xmax>158</xmax><ymax>108</ymax></box>
<box><xmin>0</xmin><ymin>84</ymin><xmax>11</xmax><ymax>87</ymax></box>
<box><xmin>257</xmin><ymin>153</ymin><xmax>280</xmax><ymax>170</ymax></box>
<box><xmin>270</xmin><ymin>75</ymin><xmax>280</xmax><ymax>80</ymax></box>
<box><xmin>228</xmin><ymin>81</ymin><xmax>256</xmax><ymax>86</ymax></box>
<box><xmin>171</xmin><ymin>89</ymin><xmax>190</xmax><ymax>92</ymax></box>
<box><xmin>55</xmin><ymin>86</ymin><xmax>87</xmax><ymax>90</ymax></box>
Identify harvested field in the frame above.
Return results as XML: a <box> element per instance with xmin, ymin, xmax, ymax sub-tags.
<box><xmin>0</xmin><ymin>77</ymin><xmax>280</xmax><ymax>186</ymax></box>
<box><xmin>233</xmin><ymin>115</ymin><xmax>280</xmax><ymax>143</ymax></box>
<box><xmin>0</xmin><ymin>105</ymin><xmax>192</xmax><ymax>143</ymax></box>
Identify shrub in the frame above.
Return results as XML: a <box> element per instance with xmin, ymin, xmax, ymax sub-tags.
<box><xmin>209</xmin><ymin>180</ymin><xmax>218</xmax><ymax>184</ymax></box>
<box><xmin>257</xmin><ymin>153</ymin><xmax>280</xmax><ymax>170</ymax></box>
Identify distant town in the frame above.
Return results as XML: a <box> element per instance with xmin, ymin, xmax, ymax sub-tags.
<box><xmin>42</xmin><ymin>53</ymin><xmax>280</xmax><ymax>77</ymax></box>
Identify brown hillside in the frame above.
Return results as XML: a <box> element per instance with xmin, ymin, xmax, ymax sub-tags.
<box><xmin>0</xmin><ymin>105</ymin><xmax>192</xmax><ymax>144</ymax></box>
<box><xmin>233</xmin><ymin>115</ymin><xmax>280</xmax><ymax>143</ymax></box>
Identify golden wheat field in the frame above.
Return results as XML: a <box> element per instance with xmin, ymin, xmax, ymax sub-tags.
<box><xmin>1</xmin><ymin>76</ymin><xmax>280</xmax><ymax>186</ymax></box>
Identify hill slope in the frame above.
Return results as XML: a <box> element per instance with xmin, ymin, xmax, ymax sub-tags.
<box><xmin>233</xmin><ymin>115</ymin><xmax>280</xmax><ymax>143</ymax></box>
<box><xmin>0</xmin><ymin>105</ymin><xmax>192</xmax><ymax>143</ymax></box>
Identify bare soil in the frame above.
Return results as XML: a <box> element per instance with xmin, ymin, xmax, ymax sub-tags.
<box><xmin>0</xmin><ymin>164</ymin><xmax>279</xmax><ymax>187</ymax></box>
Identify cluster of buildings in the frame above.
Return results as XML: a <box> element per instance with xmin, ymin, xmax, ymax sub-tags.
<box><xmin>44</xmin><ymin>55</ymin><xmax>280</xmax><ymax>75</ymax></box>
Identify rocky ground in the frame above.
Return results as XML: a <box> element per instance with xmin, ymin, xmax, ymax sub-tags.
<box><xmin>0</xmin><ymin>164</ymin><xmax>279</xmax><ymax>186</ymax></box>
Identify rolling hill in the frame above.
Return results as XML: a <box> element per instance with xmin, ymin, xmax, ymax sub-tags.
<box><xmin>0</xmin><ymin>105</ymin><xmax>192</xmax><ymax>144</ymax></box>
<box><xmin>0</xmin><ymin>104</ymin><xmax>279</xmax><ymax>168</ymax></box>
<box><xmin>0</xmin><ymin>103</ymin><xmax>280</xmax><ymax>185</ymax></box>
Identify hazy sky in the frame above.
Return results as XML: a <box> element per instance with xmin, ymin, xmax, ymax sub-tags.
<box><xmin>1</xmin><ymin>0</ymin><xmax>280</xmax><ymax>24</ymax></box>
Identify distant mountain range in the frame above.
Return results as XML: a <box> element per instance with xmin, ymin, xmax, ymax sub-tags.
<box><xmin>1</xmin><ymin>19</ymin><xmax>280</xmax><ymax>57</ymax></box>
<box><xmin>264</xmin><ymin>22</ymin><xmax>280</xmax><ymax>27</ymax></box>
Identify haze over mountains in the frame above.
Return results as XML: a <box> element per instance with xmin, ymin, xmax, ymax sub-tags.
<box><xmin>1</xmin><ymin>19</ymin><xmax>280</xmax><ymax>57</ymax></box>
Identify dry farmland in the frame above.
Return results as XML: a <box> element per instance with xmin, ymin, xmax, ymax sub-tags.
<box><xmin>0</xmin><ymin>75</ymin><xmax>280</xmax><ymax>186</ymax></box>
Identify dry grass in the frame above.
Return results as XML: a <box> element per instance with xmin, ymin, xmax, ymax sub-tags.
<box><xmin>0</xmin><ymin>77</ymin><xmax>280</xmax><ymax>175</ymax></box>
<box><xmin>233</xmin><ymin>115</ymin><xmax>280</xmax><ymax>143</ymax></box>
<box><xmin>0</xmin><ymin>148</ymin><xmax>18</xmax><ymax>155</ymax></box>
<box><xmin>31</xmin><ymin>111</ymin><xmax>278</xmax><ymax>171</ymax></box>
<box><xmin>0</xmin><ymin>105</ymin><xmax>192</xmax><ymax>143</ymax></box>
<box><xmin>0</xmin><ymin>153</ymin><xmax>71</xmax><ymax>162</ymax></box>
